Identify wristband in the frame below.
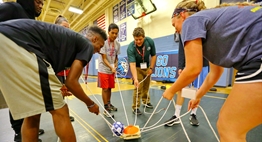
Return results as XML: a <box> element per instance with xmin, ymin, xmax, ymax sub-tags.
<box><xmin>87</xmin><ymin>102</ymin><xmax>95</xmax><ymax>108</ymax></box>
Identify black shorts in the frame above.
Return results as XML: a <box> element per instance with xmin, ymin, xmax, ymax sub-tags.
<box><xmin>235</xmin><ymin>59</ymin><xmax>262</xmax><ymax>83</ymax></box>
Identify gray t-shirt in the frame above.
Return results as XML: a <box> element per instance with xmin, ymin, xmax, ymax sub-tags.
<box><xmin>181</xmin><ymin>6</ymin><xmax>262</xmax><ymax>70</ymax></box>
<box><xmin>98</xmin><ymin>39</ymin><xmax>121</xmax><ymax>74</ymax></box>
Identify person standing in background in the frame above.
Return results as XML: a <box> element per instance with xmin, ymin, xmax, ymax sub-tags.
<box><xmin>127</xmin><ymin>27</ymin><xmax>157</xmax><ymax>115</ymax></box>
<box><xmin>97</xmin><ymin>23</ymin><xmax>121</xmax><ymax>118</ymax></box>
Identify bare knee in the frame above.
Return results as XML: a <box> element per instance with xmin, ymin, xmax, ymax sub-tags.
<box><xmin>23</xmin><ymin>114</ymin><xmax>41</xmax><ymax>126</ymax></box>
<box><xmin>217</xmin><ymin>115</ymin><xmax>246</xmax><ymax>142</ymax></box>
<box><xmin>103</xmin><ymin>88</ymin><xmax>111</xmax><ymax>93</ymax></box>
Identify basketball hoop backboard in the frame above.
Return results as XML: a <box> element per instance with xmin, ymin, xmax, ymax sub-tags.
<box><xmin>127</xmin><ymin>0</ymin><xmax>157</xmax><ymax>20</ymax></box>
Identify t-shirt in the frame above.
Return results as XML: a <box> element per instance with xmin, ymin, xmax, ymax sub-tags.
<box><xmin>98</xmin><ymin>39</ymin><xmax>121</xmax><ymax>74</ymax></box>
<box><xmin>0</xmin><ymin>19</ymin><xmax>94</xmax><ymax>73</ymax></box>
<box><xmin>181</xmin><ymin>6</ymin><xmax>262</xmax><ymax>70</ymax></box>
<box><xmin>127</xmin><ymin>37</ymin><xmax>156</xmax><ymax>68</ymax></box>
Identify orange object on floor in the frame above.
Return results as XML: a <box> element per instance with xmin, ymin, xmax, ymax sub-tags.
<box><xmin>123</xmin><ymin>125</ymin><xmax>139</xmax><ymax>134</ymax></box>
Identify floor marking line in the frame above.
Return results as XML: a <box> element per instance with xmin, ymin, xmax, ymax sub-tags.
<box><xmin>74</xmin><ymin>116</ymin><xmax>102</xmax><ymax>142</ymax></box>
<box><xmin>69</xmin><ymin>108</ymin><xmax>109</xmax><ymax>142</ymax></box>
<box><xmin>204</xmin><ymin>95</ymin><xmax>227</xmax><ymax>100</ymax></box>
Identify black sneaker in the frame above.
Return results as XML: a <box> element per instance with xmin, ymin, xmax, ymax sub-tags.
<box><xmin>144</xmin><ymin>103</ymin><xmax>153</xmax><ymax>109</ymax></box>
<box><xmin>14</xmin><ymin>133</ymin><xmax>42</xmax><ymax>142</ymax></box>
<box><xmin>109</xmin><ymin>103</ymin><xmax>118</xmax><ymax>111</ymax></box>
<box><xmin>70</xmin><ymin>116</ymin><xmax>75</xmax><ymax>122</ymax></box>
<box><xmin>38</xmin><ymin>129</ymin><xmax>45</xmax><ymax>135</ymax></box>
<box><xmin>189</xmin><ymin>114</ymin><xmax>199</xmax><ymax>126</ymax></box>
<box><xmin>14</xmin><ymin>133</ymin><xmax>21</xmax><ymax>142</ymax></box>
<box><xmin>132</xmin><ymin>108</ymin><xmax>142</xmax><ymax>115</ymax></box>
<box><xmin>164</xmin><ymin>115</ymin><xmax>180</xmax><ymax>127</ymax></box>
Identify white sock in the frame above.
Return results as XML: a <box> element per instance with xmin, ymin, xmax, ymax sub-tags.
<box><xmin>174</xmin><ymin>105</ymin><xmax>182</xmax><ymax>117</ymax></box>
<box><xmin>191</xmin><ymin>108</ymin><xmax>197</xmax><ymax>115</ymax></box>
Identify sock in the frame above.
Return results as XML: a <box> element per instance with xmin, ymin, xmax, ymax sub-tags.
<box><xmin>191</xmin><ymin>108</ymin><xmax>197</xmax><ymax>115</ymax></box>
<box><xmin>174</xmin><ymin>105</ymin><xmax>182</xmax><ymax>117</ymax></box>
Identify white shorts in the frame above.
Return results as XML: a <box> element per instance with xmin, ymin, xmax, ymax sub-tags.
<box><xmin>0</xmin><ymin>33</ymin><xmax>65</xmax><ymax>120</ymax></box>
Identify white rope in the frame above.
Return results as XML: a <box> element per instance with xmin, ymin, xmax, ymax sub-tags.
<box><xmin>115</xmin><ymin>74</ymin><xmax>130</xmax><ymax>126</ymax></box>
<box><xmin>199</xmin><ymin>105</ymin><xmax>220</xmax><ymax>142</ymax></box>
<box><xmin>171</xmin><ymin>99</ymin><xmax>191</xmax><ymax>142</ymax></box>
<box><xmin>133</xmin><ymin>75</ymin><xmax>149</xmax><ymax>126</ymax></box>
<box><xmin>80</xmin><ymin>74</ymin><xmax>219</xmax><ymax>141</ymax></box>
<box><xmin>141</xmin><ymin>97</ymin><xmax>172</xmax><ymax>131</ymax></box>
<box><xmin>80</xmin><ymin>77</ymin><xmax>116</xmax><ymax>123</ymax></box>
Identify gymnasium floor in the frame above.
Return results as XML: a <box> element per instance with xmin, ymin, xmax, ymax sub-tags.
<box><xmin>0</xmin><ymin>76</ymin><xmax>261</xmax><ymax>142</ymax></box>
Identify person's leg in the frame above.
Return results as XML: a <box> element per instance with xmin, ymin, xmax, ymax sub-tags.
<box><xmin>132</xmin><ymin>68</ymin><xmax>143</xmax><ymax>114</ymax></box>
<box><xmin>174</xmin><ymin>91</ymin><xmax>184</xmax><ymax>116</ymax></box>
<box><xmin>141</xmin><ymin>69</ymin><xmax>152</xmax><ymax>108</ymax></box>
<box><xmin>165</xmin><ymin>91</ymin><xmax>183</xmax><ymax>126</ymax></box>
<box><xmin>21</xmin><ymin>114</ymin><xmax>41</xmax><ymax>142</ymax></box>
<box><xmin>50</xmin><ymin>104</ymin><xmax>76</xmax><ymax>142</ymax></box>
<box><xmin>9</xmin><ymin>110</ymin><xmax>23</xmax><ymax>134</ymax></box>
<box><xmin>102</xmin><ymin>88</ymin><xmax>110</xmax><ymax>105</ymax></box>
<box><xmin>217</xmin><ymin>82</ymin><xmax>262</xmax><ymax>142</ymax></box>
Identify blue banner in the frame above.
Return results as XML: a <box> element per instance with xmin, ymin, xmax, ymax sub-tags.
<box><xmin>113</xmin><ymin>4</ymin><xmax>119</xmax><ymax>23</ymax></box>
<box><xmin>119</xmin><ymin>22</ymin><xmax>127</xmax><ymax>42</ymax></box>
<box><xmin>117</xmin><ymin>51</ymin><xmax>179</xmax><ymax>82</ymax></box>
<box><xmin>120</xmin><ymin>0</ymin><xmax>126</xmax><ymax>20</ymax></box>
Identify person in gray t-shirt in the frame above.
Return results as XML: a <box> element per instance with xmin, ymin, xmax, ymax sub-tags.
<box><xmin>163</xmin><ymin>0</ymin><xmax>262</xmax><ymax>141</ymax></box>
<box><xmin>97</xmin><ymin>23</ymin><xmax>121</xmax><ymax>118</ymax></box>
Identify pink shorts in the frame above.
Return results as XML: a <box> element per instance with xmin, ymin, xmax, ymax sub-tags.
<box><xmin>97</xmin><ymin>72</ymin><xmax>115</xmax><ymax>89</ymax></box>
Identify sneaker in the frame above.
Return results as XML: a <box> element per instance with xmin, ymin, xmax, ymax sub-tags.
<box><xmin>144</xmin><ymin>103</ymin><xmax>153</xmax><ymax>109</ymax></box>
<box><xmin>132</xmin><ymin>108</ymin><xmax>142</xmax><ymax>115</ymax></box>
<box><xmin>164</xmin><ymin>115</ymin><xmax>180</xmax><ymax>127</ymax></box>
<box><xmin>14</xmin><ymin>133</ymin><xmax>21</xmax><ymax>142</ymax></box>
<box><xmin>38</xmin><ymin>129</ymin><xmax>45</xmax><ymax>135</ymax></box>
<box><xmin>103</xmin><ymin>111</ymin><xmax>114</xmax><ymax>118</ymax></box>
<box><xmin>108</xmin><ymin>103</ymin><xmax>118</xmax><ymax>111</ymax></box>
<box><xmin>70</xmin><ymin>116</ymin><xmax>75</xmax><ymax>122</ymax></box>
<box><xmin>189</xmin><ymin>114</ymin><xmax>199</xmax><ymax>126</ymax></box>
<box><xmin>14</xmin><ymin>133</ymin><xmax>42</xmax><ymax>142</ymax></box>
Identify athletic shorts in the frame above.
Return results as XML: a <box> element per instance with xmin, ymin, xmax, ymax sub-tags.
<box><xmin>235</xmin><ymin>59</ymin><xmax>262</xmax><ymax>83</ymax></box>
<box><xmin>97</xmin><ymin>72</ymin><xmax>115</xmax><ymax>89</ymax></box>
<box><xmin>0</xmin><ymin>33</ymin><xmax>65</xmax><ymax>120</ymax></box>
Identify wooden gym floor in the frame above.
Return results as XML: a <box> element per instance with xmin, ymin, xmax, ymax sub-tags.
<box><xmin>0</xmin><ymin>76</ymin><xmax>261</xmax><ymax>142</ymax></box>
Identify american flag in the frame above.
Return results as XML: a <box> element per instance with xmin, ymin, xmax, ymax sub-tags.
<box><xmin>95</xmin><ymin>14</ymin><xmax>106</xmax><ymax>30</ymax></box>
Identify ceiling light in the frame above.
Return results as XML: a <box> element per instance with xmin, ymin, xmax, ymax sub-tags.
<box><xmin>69</xmin><ymin>6</ymin><xmax>83</xmax><ymax>14</ymax></box>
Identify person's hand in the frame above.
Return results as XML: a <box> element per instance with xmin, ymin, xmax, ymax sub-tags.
<box><xmin>87</xmin><ymin>103</ymin><xmax>99</xmax><ymax>115</ymax></box>
<box><xmin>147</xmin><ymin>68</ymin><xmax>153</xmax><ymax>75</ymax></box>
<box><xmin>134</xmin><ymin>79</ymin><xmax>139</xmax><ymax>88</ymax></box>
<box><xmin>111</xmin><ymin>67</ymin><xmax>116</xmax><ymax>73</ymax></box>
<box><xmin>188</xmin><ymin>98</ymin><xmax>201</xmax><ymax>111</ymax></box>
<box><xmin>162</xmin><ymin>88</ymin><xmax>175</xmax><ymax>100</ymax></box>
<box><xmin>178</xmin><ymin>69</ymin><xmax>183</xmax><ymax>75</ymax></box>
<box><xmin>60</xmin><ymin>85</ymin><xmax>73</xmax><ymax>97</ymax></box>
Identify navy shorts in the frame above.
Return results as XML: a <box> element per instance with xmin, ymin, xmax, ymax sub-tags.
<box><xmin>235</xmin><ymin>59</ymin><xmax>262</xmax><ymax>83</ymax></box>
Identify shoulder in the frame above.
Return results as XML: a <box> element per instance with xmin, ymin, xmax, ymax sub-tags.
<box><xmin>127</xmin><ymin>41</ymin><xmax>135</xmax><ymax>49</ymax></box>
<box><xmin>145</xmin><ymin>37</ymin><xmax>154</xmax><ymax>44</ymax></box>
<box><xmin>0</xmin><ymin>2</ymin><xmax>16</xmax><ymax>12</ymax></box>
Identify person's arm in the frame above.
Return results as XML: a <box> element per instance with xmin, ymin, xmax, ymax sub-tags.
<box><xmin>163</xmin><ymin>38</ymin><xmax>203</xmax><ymax>100</ymax></box>
<box><xmin>114</xmin><ymin>55</ymin><xmax>118</xmax><ymax>70</ymax></box>
<box><xmin>147</xmin><ymin>55</ymin><xmax>156</xmax><ymax>75</ymax></box>
<box><xmin>188</xmin><ymin>62</ymin><xmax>223</xmax><ymax>110</ymax></box>
<box><xmin>65</xmin><ymin>59</ymin><xmax>99</xmax><ymax>114</ymax></box>
<box><xmin>101</xmin><ymin>53</ymin><xmax>115</xmax><ymax>73</ymax></box>
<box><xmin>130</xmin><ymin>62</ymin><xmax>138</xmax><ymax>87</ymax></box>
